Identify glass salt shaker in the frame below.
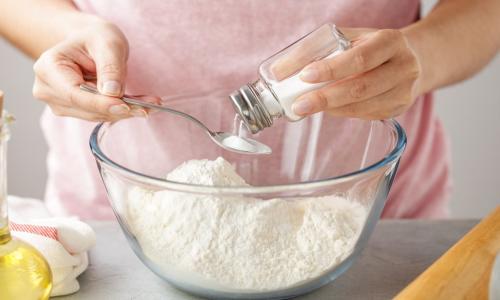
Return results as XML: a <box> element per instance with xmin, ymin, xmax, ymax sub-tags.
<box><xmin>229</xmin><ymin>24</ymin><xmax>350</xmax><ymax>134</ymax></box>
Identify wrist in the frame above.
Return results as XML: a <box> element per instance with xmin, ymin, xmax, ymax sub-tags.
<box><xmin>59</xmin><ymin>13</ymin><xmax>106</xmax><ymax>38</ymax></box>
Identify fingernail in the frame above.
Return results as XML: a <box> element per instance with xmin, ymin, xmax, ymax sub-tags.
<box><xmin>131</xmin><ymin>108</ymin><xmax>148</xmax><ymax>118</ymax></box>
<box><xmin>293</xmin><ymin>99</ymin><xmax>313</xmax><ymax>115</ymax></box>
<box><xmin>102</xmin><ymin>80</ymin><xmax>121</xmax><ymax>96</ymax></box>
<box><xmin>109</xmin><ymin>104</ymin><xmax>129</xmax><ymax>115</ymax></box>
<box><xmin>300</xmin><ymin>68</ymin><xmax>319</xmax><ymax>82</ymax></box>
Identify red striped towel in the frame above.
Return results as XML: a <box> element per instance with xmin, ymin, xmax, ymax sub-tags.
<box><xmin>10</xmin><ymin>222</ymin><xmax>59</xmax><ymax>241</ymax></box>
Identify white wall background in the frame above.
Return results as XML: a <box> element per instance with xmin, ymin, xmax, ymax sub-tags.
<box><xmin>0</xmin><ymin>1</ymin><xmax>498</xmax><ymax>218</ymax></box>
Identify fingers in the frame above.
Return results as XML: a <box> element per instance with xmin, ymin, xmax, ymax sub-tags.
<box><xmin>88</xmin><ymin>36</ymin><xmax>128</xmax><ymax>97</ymax></box>
<box><xmin>300</xmin><ymin>29</ymin><xmax>405</xmax><ymax>83</ymax></box>
<box><xmin>31</xmin><ymin>22</ymin><xmax>142</xmax><ymax>122</ymax></box>
<box><xmin>34</xmin><ymin>54</ymin><xmax>131</xmax><ymax>116</ymax></box>
<box><xmin>326</xmin><ymin>84</ymin><xmax>414</xmax><ymax>120</ymax></box>
<box><xmin>76</xmin><ymin>80</ymin><xmax>149</xmax><ymax>117</ymax></box>
<box><xmin>289</xmin><ymin>28</ymin><xmax>419</xmax><ymax>120</ymax></box>
<box><xmin>293</xmin><ymin>59</ymin><xmax>405</xmax><ymax>115</ymax></box>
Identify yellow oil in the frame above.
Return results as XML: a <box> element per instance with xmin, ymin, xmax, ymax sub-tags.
<box><xmin>0</xmin><ymin>226</ymin><xmax>52</xmax><ymax>300</ymax></box>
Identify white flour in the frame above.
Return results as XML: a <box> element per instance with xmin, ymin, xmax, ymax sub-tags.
<box><xmin>127</xmin><ymin>157</ymin><xmax>366</xmax><ymax>291</ymax></box>
<box><xmin>165</xmin><ymin>157</ymin><xmax>248</xmax><ymax>187</ymax></box>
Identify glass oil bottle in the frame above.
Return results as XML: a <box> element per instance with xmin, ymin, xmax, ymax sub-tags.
<box><xmin>0</xmin><ymin>94</ymin><xmax>52</xmax><ymax>299</ymax></box>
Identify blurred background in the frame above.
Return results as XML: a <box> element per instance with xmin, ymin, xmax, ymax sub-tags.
<box><xmin>0</xmin><ymin>1</ymin><xmax>498</xmax><ymax>218</ymax></box>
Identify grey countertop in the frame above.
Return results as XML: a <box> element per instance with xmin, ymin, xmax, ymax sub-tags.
<box><xmin>57</xmin><ymin>220</ymin><xmax>477</xmax><ymax>300</ymax></box>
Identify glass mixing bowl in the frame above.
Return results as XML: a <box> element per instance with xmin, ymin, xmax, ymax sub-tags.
<box><xmin>89</xmin><ymin>91</ymin><xmax>406</xmax><ymax>299</ymax></box>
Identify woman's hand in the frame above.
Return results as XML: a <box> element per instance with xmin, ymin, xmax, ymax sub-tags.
<box><xmin>293</xmin><ymin>28</ymin><xmax>421</xmax><ymax>120</ymax></box>
<box><xmin>32</xmin><ymin>20</ymin><xmax>146</xmax><ymax>121</ymax></box>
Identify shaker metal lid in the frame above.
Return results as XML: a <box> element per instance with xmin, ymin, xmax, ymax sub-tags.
<box><xmin>229</xmin><ymin>85</ymin><xmax>272</xmax><ymax>134</ymax></box>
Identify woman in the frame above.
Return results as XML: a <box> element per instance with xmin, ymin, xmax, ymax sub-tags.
<box><xmin>0</xmin><ymin>0</ymin><xmax>498</xmax><ymax>219</ymax></box>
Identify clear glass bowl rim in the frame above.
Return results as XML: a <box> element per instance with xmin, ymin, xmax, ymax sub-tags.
<box><xmin>89</xmin><ymin>118</ymin><xmax>407</xmax><ymax>194</ymax></box>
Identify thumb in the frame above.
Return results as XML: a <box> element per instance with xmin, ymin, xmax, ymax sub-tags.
<box><xmin>90</xmin><ymin>38</ymin><xmax>128</xmax><ymax>97</ymax></box>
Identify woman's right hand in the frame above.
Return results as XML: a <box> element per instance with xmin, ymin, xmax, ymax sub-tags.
<box><xmin>32</xmin><ymin>20</ymin><xmax>146</xmax><ymax>121</ymax></box>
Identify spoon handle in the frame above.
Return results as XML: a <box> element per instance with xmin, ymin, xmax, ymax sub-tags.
<box><xmin>79</xmin><ymin>84</ymin><xmax>213</xmax><ymax>135</ymax></box>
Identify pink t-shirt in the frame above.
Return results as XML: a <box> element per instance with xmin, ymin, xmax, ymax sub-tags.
<box><xmin>41</xmin><ymin>0</ymin><xmax>451</xmax><ymax>219</ymax></box>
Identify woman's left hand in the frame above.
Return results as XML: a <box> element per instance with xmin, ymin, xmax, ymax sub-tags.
<box><xmin>293</xmin><ymin>28</ymin><xmax>422</xmax><ymax>120</ymax></box>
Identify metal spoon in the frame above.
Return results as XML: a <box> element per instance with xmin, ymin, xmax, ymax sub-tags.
<box><xmin>80</xmin><ymin>84</ymin><xmax>272</xmax><ymax>155</ymax></box>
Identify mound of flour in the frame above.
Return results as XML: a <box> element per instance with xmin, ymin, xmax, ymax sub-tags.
<box><xmin>127</xmin><ymin>157</ymin><xmax>366</xmax><ymax>291</ymax></box>
<box><xmin>165</xmin><ymin>157</ymin><xmax>248</xmax><ymax>186</ymax></box>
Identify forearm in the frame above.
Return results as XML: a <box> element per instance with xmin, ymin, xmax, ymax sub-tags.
<box><xmin>0</xmin><ymin>0</ymin><xmax>101</xmax><ymax>58</ymax></box>
<box><xmin>402</xmin><ymin>0</ymin><xmax>500</xmax><ymax>95</ymax></box>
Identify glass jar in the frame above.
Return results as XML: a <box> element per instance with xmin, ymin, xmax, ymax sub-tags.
<box><xmin>229</xmin><ymin>24</ymin><xmax>350</xmax><ymax>133</ymax></box>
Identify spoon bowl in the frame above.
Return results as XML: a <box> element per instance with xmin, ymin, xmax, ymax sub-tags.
<box><xmin>214</xmin><ymin>132</ymin><xmax>271</xmax><ymax>155</ymax></box>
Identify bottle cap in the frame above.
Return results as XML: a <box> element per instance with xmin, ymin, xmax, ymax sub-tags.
<box><xmin>229</xmin><ymin>85</ymin><xmax>273</xmax><ymax>134</ymax></box>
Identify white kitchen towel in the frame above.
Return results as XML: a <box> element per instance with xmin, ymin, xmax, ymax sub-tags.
<box><xmin>8</xmin><ymin>195</ymin><xmax>52</xmax><ymax>220</ymax></box>
<box><xmin>7</xmin><ymin>195</ymin><xmax>96</xmax><ymax>296</ymax></box>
